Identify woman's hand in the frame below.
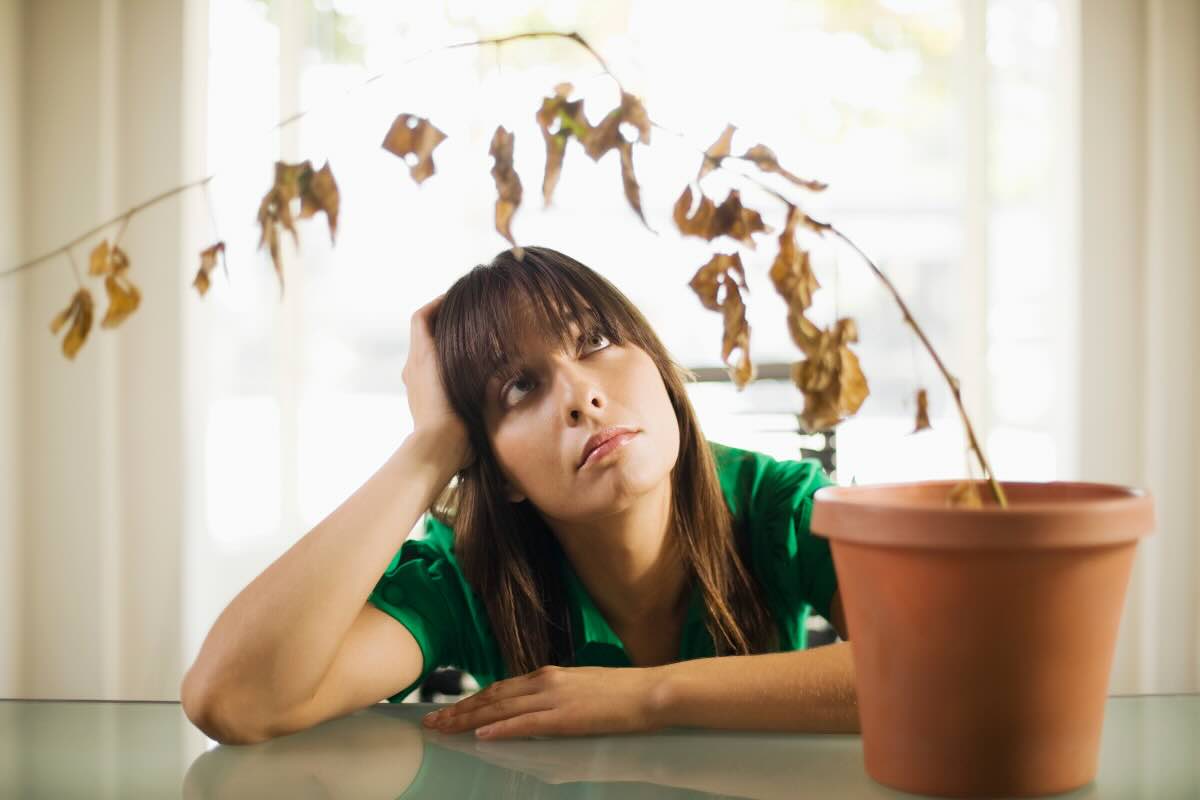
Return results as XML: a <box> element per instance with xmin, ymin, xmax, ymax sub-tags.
<box><xmin>421</xmin><ymin>665</ymin><xmax>665</xmax><ymax>740</ymax></box>
<box><xmin>403</xmin><ymin>293</ymin><xmax>473</xmax><ymax>473</ymax></box>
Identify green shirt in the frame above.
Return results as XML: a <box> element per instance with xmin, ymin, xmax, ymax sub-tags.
<box><xmin>367</xmin><ymin>439</ymin><xmax>838</xmax><ymax>703</ymax></box>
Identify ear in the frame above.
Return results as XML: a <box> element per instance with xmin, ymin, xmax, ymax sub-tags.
<box><xmin>505</xmin><ymin>483</ymin><xmax>526</xmax><ymax>503</ymax></box>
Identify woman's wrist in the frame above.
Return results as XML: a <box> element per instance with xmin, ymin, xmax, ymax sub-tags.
<box><xmin>642</xmin><ymin>664</ymin><xmax>679</xmax><ymax>730</ymax></box>
<box><xmin>402</xmin><ymin>428</ymin><xmax>467</xmax><ymax>482</ymax></box>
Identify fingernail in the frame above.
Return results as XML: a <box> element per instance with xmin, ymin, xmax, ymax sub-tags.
<box><xmin>476</xmin><ymin>724</ymin><xmax>494</xmax><ymax>737</ymax></box>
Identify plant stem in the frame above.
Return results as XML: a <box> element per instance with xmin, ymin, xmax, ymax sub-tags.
<box><xmin>6</xmin><ymin>176</ymin><xmax>214</xmax><ymax>278</ymax></box>
<box><xmin>826</xmin><ymin>225</ymin><xmax>1008</xmax><ymax>508</ymax></box>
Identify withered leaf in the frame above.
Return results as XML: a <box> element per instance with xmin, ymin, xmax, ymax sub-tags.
<box><xmin>193</xmin><ymin>242</ymin><xmax>227</xmax><ymax>298</ymax></box>
<box><xmin>488</xmin><ymin>125</ymin><xmax>523</xmax><ymax>257</ymax></box>
<box><xmin>913</xmin><ymin>388</ymin><xmax>932</xmax><ymax>433</ymax></box>
<box><xmin>535</xmin><ymin>82</ymin><xmax>589</xmax><ymax>207</ymax></box>
<box><xmin>381</xmin><ymin>113</ymin><xmax>447</xmax><ymax>184</ymax></box>
<box><xmin>673</xmin><ymin>185</ymin><xmax>771</xmax><ymax>249</ymax></box>
<box><xmin>688</xmin><ymin>252</ymin><xmax>747</xmax><ymax>312</ymax></box>
<box><xmin>87</xmin><ymin>240</ymin><xmax>140</xmax><ymax>328</ymax></box>
<box><xmin>580</xmin><ymin>90</ymin><xmax>653</xmax><ymax>230</ymax></box>
<box><xmin>789</xmin><ymin>316</ymin><xmax>869</xmax><ymax>432</ymax></box>
<box><xmin>49</xmin><ymin>288</ymin><xmax>94</xmax><ymax>359</ymax></box>
<box><xmin>769</xmin><ymin>204</ymin><xmax>821</xmax><ymax>314</ymax></box>
<box><xmin>720</xmin><ymin>276</ymin><xmax>755</xmax><ymax>389</ymax></box>
<box><xmin>616</xmin><ymin>139</ymin><xmax>649</xmax><ymax>228</ymax></box>
<box><xmin>88</xmin><ymin>240</ymin><xmax>129</xmax><ymax>277</ymax></box>
<box><xmin>256</xmin><ymin>160</ymin><xmax>315</xmax><ymax>298</ymax></box>
<box><xmin>699</xmin><ymin>124</ymin><xmax>736</xmax><ymax>181</ymax></box>
<box><xmin>101</xmin><ymin>272</ymin><xmax>141</xmax><ymax>329</ymax></box>
<box><xmin>688</xmin><ymin>253</ymin><xmax>754</xmax><ymax>389</ymax></box>
<box><xmin>947</xmin><ymin>480</ymin><xmax>983</xmax><ymax>508</ymax></box>
<box><xmin>742</xmin><ymin>143</ymin><xmax>828</xmax><ymax>192</ymax></box>
<box><xmin>581</xmin><ymin>90</ymin><xmax>650</xmax><ymax>161</ymax></box>
<box><xmin>298</xmin><ymin>161</ymin><xmax>340</xmax><ymax>243</ymax></box>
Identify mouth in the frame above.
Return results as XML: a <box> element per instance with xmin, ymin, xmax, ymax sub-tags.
<box><xmin>579</xmin><ymin>426</ymin><xmax>640</xmax><ymax>469</ymax></box>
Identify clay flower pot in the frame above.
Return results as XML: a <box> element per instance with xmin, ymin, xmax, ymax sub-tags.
<box><xmin>811</xmin><ymin>479</ymin><xmax>1155</xmax><ymax>798</ymax></box>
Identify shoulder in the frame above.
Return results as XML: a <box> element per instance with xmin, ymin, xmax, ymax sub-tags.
<box><xmin>706</xmin><ymin>438</ymin><xmax>832</xmax><ymax>527</ymax></box>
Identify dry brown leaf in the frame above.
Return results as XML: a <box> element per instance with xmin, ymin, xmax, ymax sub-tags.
<box><xmin>488</xmin><ymin>125</ymin><xmax>523</xmax><ymax>257</ymax></box>
<box><xmin>535</xmin><ymin>82</ymin><xmax>590</xmax><ymax>207</ymax></box>
<box><xmin>616</xmin><ymin>139</ymin><xmax>649</xmax><ymax>228</ymax></box>
<box><xmin>193</xmin><ymin>242</ymin><xmax>227</xmax><ymax>297</ymax></box>
<box><xmin>49</xmin><ymin>288</ymin><xmax>94</xmax><ymax>359</ymax></box>
<box><xmin>581</xmin><ymin>90</ymin><xmax>650</xmax><ymax>161</ymax></box>
<box><xmin>769</xmin><ymin>204</ymin><xmax>821</xmax><ymax>314</ymax></box>
<box><xmin>688</xmin><ymin>253</ymin><xmax>754</xmax><ymax>389</ymax></box>
<box><xmin>256</xmin><ymin>160</ymin><xmax>320</xmax><ymax>298</ymax></box>
<box><xmin>88</xmin><ymin>240</ymin><xmax>130</xmax><ymax>277</ymax></box>
<box><xmin>741</xmin><ymin>143</ymin><xmax>828</xmax><ymax>192</ymax></box>
<box><xmin>913</xmin><ymin>388</ymin><xmax>932</xmax><ymax>433</ymax></box>
<box><xmin>673</xmin><ymin>185</ymin><xmax>771</xmax><ymax>249</ymax></box>
<box><xmin>688</xmin><ymin>252</ymin><xmax>746</xmax><ymax>311</ymax></box>
<box><xmin>298</xmin><ymin>161</ymin><xmax>340</xmax><ymax>243</ymax></box>
<box><xmin>720</xmin><ymin>276</ymin><xmax>755</xmax><ymax>389</ymax></box>
<box><xmin>699</xmin><ymin>124</ymin><xmax>736</xmax><ymax>181</ymax></box>
<box><xmin>947</xmin><ymin>480</ymin><xmax>983</xmax><ymax>508</ymax></box>
<box><xmin>89</xmin><ymin>241</ymin><xmax>110</xmax><ymax>276</ymax></box>
<box><xmin>789</xmin><ymin>316</ymin><xmax>869</xmax><ymax>432</ymax></box>
<box><xmin>101</xmin><ymin>273</ymin><xmax>141</xmax><ymax>329</ymax></box>
<box><xmin>381</xmin><ymin>113</ymin><xmax>447</xmax><ymax>184</ymax></box>
<box><xmin>580</xmin><ymin>90</ymin><xmax>653</xmax><ymax>229</ymax></box>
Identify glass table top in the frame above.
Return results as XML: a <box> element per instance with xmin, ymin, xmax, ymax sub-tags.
<box><xmin>1</xmin><ymin>694</ymin><xmax>1196</xmax><ymax>798</ymax></box>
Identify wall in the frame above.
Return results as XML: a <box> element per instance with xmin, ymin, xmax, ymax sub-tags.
<box><xmin>0</xmin><ymin>0</ymin><xmax>25</xmax><ymax>699</ymax></box>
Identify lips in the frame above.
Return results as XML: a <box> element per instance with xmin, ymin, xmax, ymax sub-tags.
<box><xmin>579</xmin><ymin>426</ymin><xmax>639</xmax><ymax>468</ymax></box>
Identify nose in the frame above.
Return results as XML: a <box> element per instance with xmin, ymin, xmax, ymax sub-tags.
<box><xmin>555</xmin><ymin>360</ymin><xmax>604</xmax><ymax>424</ymax></box>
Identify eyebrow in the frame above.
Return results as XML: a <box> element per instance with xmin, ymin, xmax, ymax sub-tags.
<box><xmin>486</xmin><ymin>323</ymin><xmax>596</xmax><ymax>392</ymax></box>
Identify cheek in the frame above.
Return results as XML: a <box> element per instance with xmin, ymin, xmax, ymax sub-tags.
<box><xmin>490</xmin><ymin>416</ymin><xmax>553</xmax><ymax>493</ymax></box>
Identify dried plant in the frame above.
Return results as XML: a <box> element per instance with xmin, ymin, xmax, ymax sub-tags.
<box><xmin>2</xmin><ymin>30</ymin><xmax>1008</xmax><ymax>508</ymax></box>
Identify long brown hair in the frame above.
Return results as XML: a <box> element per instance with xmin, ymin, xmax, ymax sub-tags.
<box><xmin>430</xmin><ymin>246</ymin><xmax>776</xmax><ymax>675</ymax></box>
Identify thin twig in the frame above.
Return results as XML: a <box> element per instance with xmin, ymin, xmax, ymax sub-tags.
<box><xmin>826</xmin><ymin>225</ymin><xmax>1008</xmax><ymax>508</ymax></box>
<box><xmin>6</xmin><ymin>176</ymin><xmax>214</xmax><ymax>278</ymax></box>
<box><xmin>65</xmin><ymin>249</ymin><xmax>83</xmax><ymax>289</ymax></box>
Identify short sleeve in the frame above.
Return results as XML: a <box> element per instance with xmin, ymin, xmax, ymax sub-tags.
<box><xmin>710</xmin><ymin>441</ymin><xmax>838</xmax><ymax>626</ymax></box>
<box><xmin>367</xmin><ymin>518</ymin><xmax>473</xmax><ymax>703</ymax></box>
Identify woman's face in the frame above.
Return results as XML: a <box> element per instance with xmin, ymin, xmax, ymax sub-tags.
<box><xmin>481</xmin><ymin>314</ymin><xmax>681</xmax><ymax>522</ymax></box>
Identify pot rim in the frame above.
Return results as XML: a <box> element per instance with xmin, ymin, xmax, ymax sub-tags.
<box><xmin>811</xmin><ymin>480</ymin><xmax>1156</xmax><ymax>549</ymax></box>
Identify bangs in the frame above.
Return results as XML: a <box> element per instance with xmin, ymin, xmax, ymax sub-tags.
<box><xmin>438</xmin><ymin>247</ymin><xmax>644</xmax><ymax>414</ymax></box>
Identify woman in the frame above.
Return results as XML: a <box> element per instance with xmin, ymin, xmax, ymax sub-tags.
<box><xmin>180</xmin><ymin>246</ymin><xmax>856</xmax><ymax>746</ymax></box>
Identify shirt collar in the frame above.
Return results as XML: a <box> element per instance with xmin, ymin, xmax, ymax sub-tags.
<box><xmin>558</xmin><ymin>550</ymin><xmax>707</xmax><ymax>663</ymax></box>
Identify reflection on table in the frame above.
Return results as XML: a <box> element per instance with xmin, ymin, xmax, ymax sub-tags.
<box><xmin>0</xmin><ymin>695</ymin><xmax>1196</xmax><ymax>798</ymax></box>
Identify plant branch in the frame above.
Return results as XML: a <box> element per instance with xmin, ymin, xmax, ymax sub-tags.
<box><xmin>6</xmin><ymin>176</ymin><xmax>214</xmax><ymax>279</ymax></box>
<box><xmin>825</xmin><ymin>225</ymin><xmax>1008</xmax><ymax>508</ymax></box>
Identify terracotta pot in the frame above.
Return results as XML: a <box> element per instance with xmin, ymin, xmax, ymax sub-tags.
<box><xmin>811</xmin><ymin>480</ymin><xmax>1155</xmax><ymax>798</ymax></box>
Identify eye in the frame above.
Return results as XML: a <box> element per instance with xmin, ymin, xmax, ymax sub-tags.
<box><xmin>501</xmin><ymin>373</ymin><xmax>535</xmax><ymax>407</ymax></box>
<box><xmin>581</xmin><ymin>330</ymin><xmax>611</xmax><ymax>353</ymax></box>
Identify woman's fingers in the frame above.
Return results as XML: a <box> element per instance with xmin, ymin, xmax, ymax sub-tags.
<box><xmin>427</xmin><ymin>690</ymin><xmax>551</xmax><ymax>734</ymax></box>
<box><xmin>475</xmin><ymin>710</ymin><xmax>566</xmax><ymax>740</ymax></box>
<box><xmin>422</xmin><ymin>674</ymin><xmax>539</xmax><ymax>729</ymax></box>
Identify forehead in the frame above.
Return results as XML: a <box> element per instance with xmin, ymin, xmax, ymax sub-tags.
<box><xmin>483</xmin><ymin>301</ymin><xmax>595</xmax><ymax>379</ymax></box>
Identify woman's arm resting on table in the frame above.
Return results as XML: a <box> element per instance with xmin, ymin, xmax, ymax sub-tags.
<box><xmin>424</xmin><ymin>591</ymin><xmax>858</xmax><ymax>740</ymax></box>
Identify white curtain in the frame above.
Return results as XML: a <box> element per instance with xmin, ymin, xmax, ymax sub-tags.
<box><xmin>1066</xmin><ymin>0</ymin><xmax>1200</xmax><ymax>695</ymax></box>
<box><xmin>0</xmin><ymin>0</ymin><xmax>204</xmax><ymax>701</ymax></box>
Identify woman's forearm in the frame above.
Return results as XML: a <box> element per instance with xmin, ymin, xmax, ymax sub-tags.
<box><xmin>649</xmin><ymin>642</ymin><xmax>859</xmax><ymax>734</ymax></box>
<box><xmin>182</xmin><ymin>429</ymin><xmax>459</xmax><ymax>727</ymax></box>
